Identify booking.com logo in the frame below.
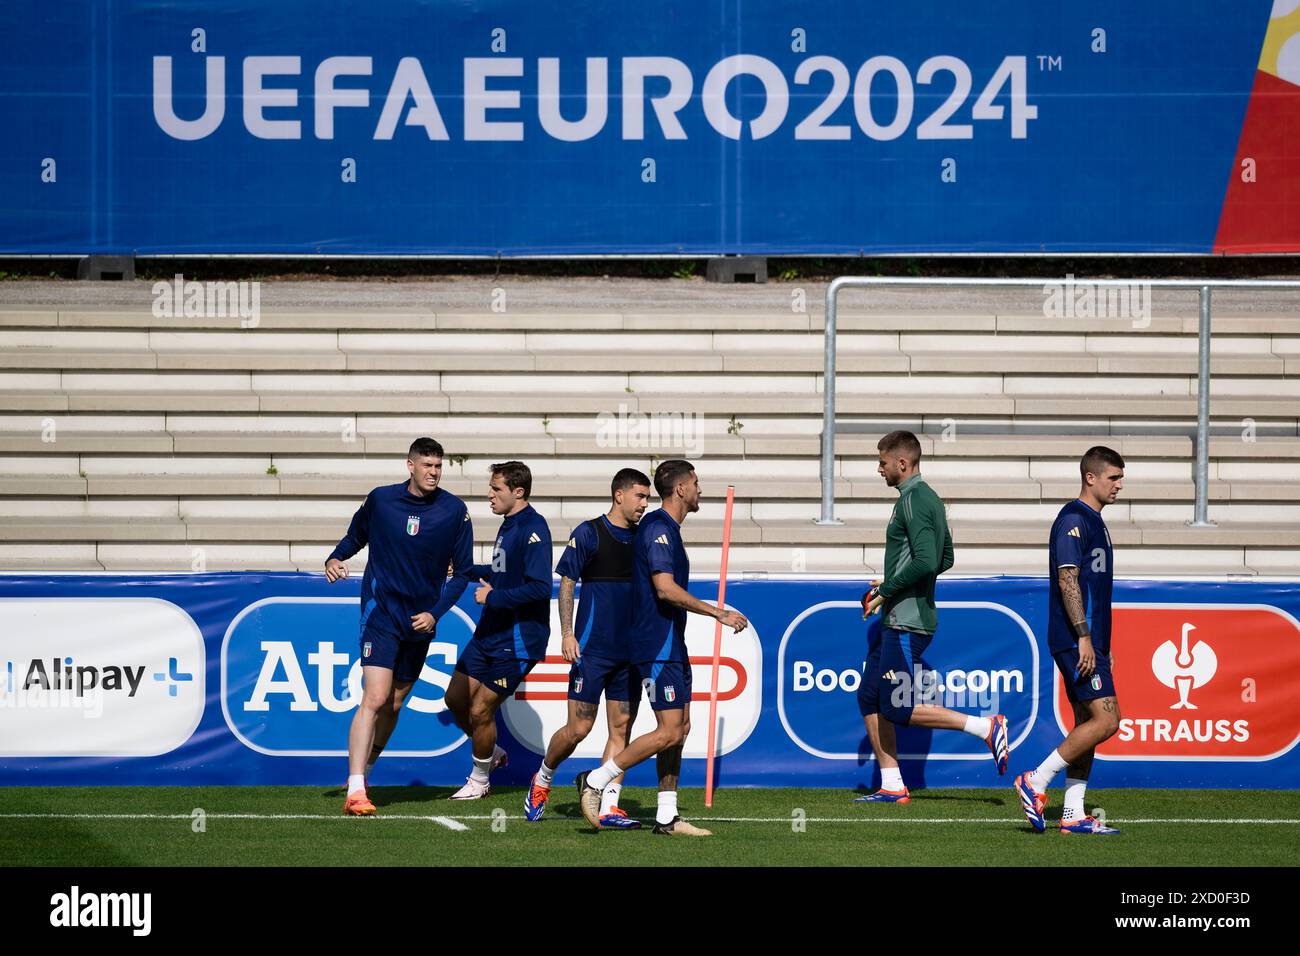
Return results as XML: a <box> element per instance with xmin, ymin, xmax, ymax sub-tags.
<box><xmin>220</xmin><ymin>597</ymin><xmax>474</xmax><ymax>756</ymax></box>
<box><xmin>777</xmin><ymin>600</ymin><xmax>1039</xmax><ymax>761</ymax></box>
<box><xmin>791</xmin><ymin>659</ymin><xmax>1020</xmax><ymax>715</ymax></box>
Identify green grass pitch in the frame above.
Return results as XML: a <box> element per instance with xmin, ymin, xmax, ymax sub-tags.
<box><xmin>1</xmin><ymin>786</ymin><xmax>1296</xmax><ymax>866</ymax></box>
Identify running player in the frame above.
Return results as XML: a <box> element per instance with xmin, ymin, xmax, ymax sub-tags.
<box><xmin>326</xmin><ymin>437</ymin><xmax>474</xmax><ymax>816</ymax></box>
<box><xmin>1014</xmin><ymin>446</ymin><xmax>1124</xmax><ymax>834</ymax></box>
<box><xmin>576</xmin><ymin>459</ymin><xmax>748</xmax><ymax>835</ymax></box>
<box><xmin>856</xmin><ymin>430</ymin><xmax>1009</xmax><ymax>803</ymax></box>
<box><xmin>524</xmin><ymin>468</ymin><xmax>652</xmax><ymax>828</ymax></box>
<box><xmin>444</xmin><ymin>461</ymin><xmax>553</xmax><ymax>799</ymax></box>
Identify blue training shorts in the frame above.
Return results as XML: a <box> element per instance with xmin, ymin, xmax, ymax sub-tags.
<box><xmin>1053</xmin><ymin>646</ymin><xmax>1116</xmax><ymax>703</ymax></box>
<box><xmin>569</xmin><ymin>653</ymin><xmax>635</xmax><ymax>704</ymax></box>
<box><xmin>454</xmin><ymin>638</ymin><xmax>539</xmax><ymax>697</ymax></box>
<box><xmin>857</xmin><ymin>626</ymin><xmax>934</xmax><ymax>724</ymax></box>
<box><xmin>633</xmin><ymin>659</ymin><xmax>692</xmax><ymax>712</ymax></box>
<box><xmin>360</xmin><ymin>623</ymin><xmax>431</xmax><ymax>683</ymax></box>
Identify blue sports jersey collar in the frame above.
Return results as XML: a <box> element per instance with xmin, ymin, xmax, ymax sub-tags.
<box><xmin>599</xmin><ymin>513</ymin><xmax>633</xmax><ymax>537</ymax></box>
<box><xmin>655</xmin><ymin>507</ymin><xmax>681</xmax><ymax>528</ymax></box>
<box><xmin>1074</xmin><ymin>496</ymin><xmax>1102</xmax><ymax>515</ymax></box>
<box><xmin>501</xmin><ymin>502</ymin><xmax>534</xmax><ymax>526</ymax></box>
<box><xmin>400</xmin><ymin>484</ymin><xmax>441</xmax><ymax>504</ymax></box>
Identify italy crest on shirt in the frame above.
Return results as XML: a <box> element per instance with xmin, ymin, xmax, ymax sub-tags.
<box><xmin>406</xmin><ymin>515</ymin><xmax>420</xmax><ymax>536</ymax></box>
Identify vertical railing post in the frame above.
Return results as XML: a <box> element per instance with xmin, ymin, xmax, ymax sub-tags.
<box><xmin>1191</xmin><ymin>285</ymin><xmax>1216</xmax><ymax>527</ymax></box>
<box><xmin>817</xmin><ymin>278</ymin><xmax>843</xmax><ymax>524</ymax></box>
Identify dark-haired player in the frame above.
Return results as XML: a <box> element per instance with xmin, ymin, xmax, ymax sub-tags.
<box><xmin>856</xmin><ymin>430</ymin><xmax>1009</xmax><ymax>804</ymax></box>
<box><xmin>326</xmin><ymin>437</ymin><xmax>474</xmax><ymax>816</ymax></box>
<box><xmin>524</xmin><ymin>468</ymin><xmax>652</xmax><ymax>828</ymax></box>
<box><xmin>444</xmin><ymin>461</ymin><xmax>553</xmax><ymax>799</ymax></box>
<box><xmin>1014</xmin><ymin>446</ymin><xmax>1124</xmax><ymax>835</ymax></box>
<box><xmin>576</xmin><ymin>459</ymin><xmax>748</xmax><ymax>836</ymax></box>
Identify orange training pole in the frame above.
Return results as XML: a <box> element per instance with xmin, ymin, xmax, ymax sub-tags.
<box><xmin>704</xmin><ymin>484</ymin><xmax>735</xmax><ymax>808</ymax></box>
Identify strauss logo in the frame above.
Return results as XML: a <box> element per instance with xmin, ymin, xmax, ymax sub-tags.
<box><xmin>1151</xmin><ymin>623</ymin><xmax>1218</xmax><ymax>710</ymax></box>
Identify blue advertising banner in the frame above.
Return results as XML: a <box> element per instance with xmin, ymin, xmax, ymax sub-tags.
<box><xmin>2</xmin><ymin>574</ymin><xmax>1297</xmax><ymax>790</ymax></box>
<box><xmin>0</xmin><ymin>1</ymin><xmax>1294</xmax><ymax>254</ymax></box>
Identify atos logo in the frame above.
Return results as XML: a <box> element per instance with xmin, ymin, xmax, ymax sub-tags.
<box><xmin>221</xmin><ymin>597</ymin><xmax>475</xmax><ymax>756</ymax></box>
<box><xmin>1056</xmin><ymin>604</ymin><xmax>1300</xmax><ymax>761</ymax></box>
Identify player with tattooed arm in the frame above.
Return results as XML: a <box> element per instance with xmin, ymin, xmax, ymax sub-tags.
<box><xmin>1014</xmin><ymin>446</ymin><xmax>1124</xmax><ymax>835</ymax></box>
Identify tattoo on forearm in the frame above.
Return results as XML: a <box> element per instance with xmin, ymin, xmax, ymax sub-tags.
<box><xmin>1058</xmin><ymin>567</ymin><xmax>1090</xmax><ymax>639</ymax></box>
<box><xmin>558</xmin><ymin>578</ymin><xmax>576</xmax><ymax>636</ymax></box>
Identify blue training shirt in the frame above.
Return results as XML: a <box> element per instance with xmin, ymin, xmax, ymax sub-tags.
<box><xmin>627</xmin><ymin>508</ymin><xmax>690</xmax><ymax>664</ymax></box>
<box><xmin>555</xmin><ymin>514</ymin><xmax>634</xmax><ymax>661</ymax></box>
<box><xmin>467</xmin><ymin>503</ymin><xmax>553</xmax><ymax>660</ymax></box>
<box><xmin>1047</xmin><ymin>498</ymin><xmax>1115</xmax><ymax>656</ymax></box>
<box><xmin>328</xmin><ymin>482</ymin><xmax>473</xmax><ymax>642</ymax></box>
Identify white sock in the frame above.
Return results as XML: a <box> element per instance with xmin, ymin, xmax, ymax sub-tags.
<box><xmin>600</xmin><ymin>782</ymin><xmax>622</xmax><ymax>815</ymax></box>
<box><xmin>470</xmin><ymin>754</ymin><xmax>492</xmax><ymax>784</ymax></box>
<box><xmin>656</xmin><ymin>790</ymin><xmax>678</xmax><ymax>826</ymax></box>
<box><xmin>1062</xmin><ymin>778</ymin><xmax>1087</xmax><ymax>822</ymax></box>
<box><xmin>347</xmin><ymin>774</ymin><xmax>366</xmax><ymax>796</ymax></box>
<box><xmin>493</xmin><ymin>744</ymin><xmax>506</xmax><ymax>763</ymax></box>
<box><xmin>586</xmin><ymin>758</ymin><xmax>623</xmax><ymax>792</ymax></box>
<box><xmin>536</xmin><ymin>761</ymin><xmax>555</xmax><ymax>788</ymax></box>
<box><xmin>1029</xmin><ymin>749</ymin><xmax>1068</xmax><ymax>792</ymax></box>
<box><xmin>963</xmin><ymin>716</ymin><xmax>992</xmax><ymax>739</ymax></box>
<box><xmin>880</xmin><ymin>767</ymin><xmax>905</xmax><ymax>792</ymax></box>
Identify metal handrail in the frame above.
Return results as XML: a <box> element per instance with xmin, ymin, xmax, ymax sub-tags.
<box><xmin>818</xmin><ymin>277</ymin><xmax>1300</xmax><ymax>527</ymax></box>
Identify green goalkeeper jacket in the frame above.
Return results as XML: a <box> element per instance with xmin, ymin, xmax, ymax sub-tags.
<box><xmin>877</xmin><ymin>474</ymin><xmax>954</xmax><ymax>635</ymax></box>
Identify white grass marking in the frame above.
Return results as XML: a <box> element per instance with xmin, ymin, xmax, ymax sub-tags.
<box><xmin>430</xmin><ymin>815</ymin><xmax>469</xmax><ymax>831</ymax></box>
<box><xmin>0</xmin><ymin>812</ymin><xmax>471</xmax><ymax>830</ymax></box>
<box><xmin>1</xmin><ymin>812</ymin><xmax>1296</xmax><ymax>826</ymax></box>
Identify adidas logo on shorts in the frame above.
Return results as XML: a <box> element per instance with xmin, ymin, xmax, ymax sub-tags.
<box><xmin>494</xmin><ymin>677</ymin><xmax>508</xmax><ymax>688</ymax></box>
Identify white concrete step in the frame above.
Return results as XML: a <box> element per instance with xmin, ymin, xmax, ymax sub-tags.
<box><xmin>4</xmin><ymin>306</ymin><xmax>1299</xmax><ymax>337</ymax></box>
<box><xmin>0</xmin><ymin>515</ymin><xmax>1291</xmax><ymax>577</ymax></box>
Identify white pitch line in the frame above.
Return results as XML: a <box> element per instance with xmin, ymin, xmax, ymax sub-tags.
<box><xmin>690</xmin><ymin>817</ymin><xmax>1300</xmax><ymax>825</ymax></box>
<box><xmin>2</xmin><ymin>812</ymin><xmax>1295</xmax><ymax>826</ymax></box>
<box><xmin>433</xmin><ymin>814</ymin><xmax>1300</xmax><ymax>825</ymax></box>
<box><xmin>0</xmin><ymin>812</ymin><xmax>471</xmax><ymax>829</ymax></box>
<box><xmin>430</xmin><ymin>816</ymin><xmax>469</xmax><ymax>831</ymax></box>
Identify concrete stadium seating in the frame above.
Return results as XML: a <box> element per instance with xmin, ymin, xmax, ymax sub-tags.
<box><xmin>0</xmin><ymin>293</ymin><xmax>1296</xmax><ymax>576</ymax></box>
